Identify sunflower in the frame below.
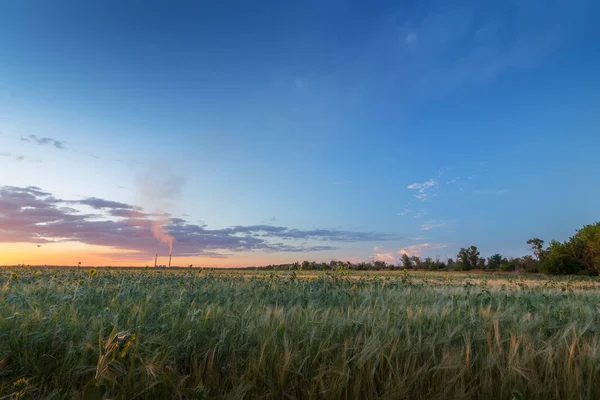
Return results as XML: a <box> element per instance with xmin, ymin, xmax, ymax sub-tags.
<box><xmin>89</xmin><ymin>268</ymin><xmax>97</xmax><ymax>276</ymax></box>
<box><xmin>12</xmin><ymin>377</ymin><xmax>28</xmax><ymax>390</ymax></box>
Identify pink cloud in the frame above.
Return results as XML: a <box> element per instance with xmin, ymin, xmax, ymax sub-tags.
<box><xmin>397</xmin><ymin>243</ymin><xmax>449</xmax><ymax>257</ymax></box>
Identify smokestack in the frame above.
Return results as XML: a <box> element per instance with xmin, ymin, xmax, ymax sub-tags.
<box><xmin>168</xmin><ymin>253</ymin><xmax>172</xmax><ymax>268</ymax></box>
<box><xmin>154</xmin><ymin>254</ymin><xmax>158</xmax><ymax>268</ymax></box>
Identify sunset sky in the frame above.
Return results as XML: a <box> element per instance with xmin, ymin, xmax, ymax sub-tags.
<box><xmin>1</xmin><ymin>0</ymin><xmax>599</xmax><ymax>267</ymax></box>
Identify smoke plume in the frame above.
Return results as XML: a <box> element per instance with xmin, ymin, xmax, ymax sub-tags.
<box><xmin>135</xmin><ymin>168</ymin><xmax>185</xmax><ymax>255</ymax></box>
<box><xmin>152</xmin><ymin>218</ymin><xmax>174</xmax><ymax>254</ymax></box>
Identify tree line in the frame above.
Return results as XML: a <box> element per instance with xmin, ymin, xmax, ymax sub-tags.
<box><xmin>248</xmin><ymin>222</ymin><xmax>600</xmax><ymax>275</ymax></box>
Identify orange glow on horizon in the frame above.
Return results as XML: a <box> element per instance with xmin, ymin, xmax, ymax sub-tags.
<box><xmin>0</xmin><ymin>242</ymin><xmax>315</xmax><ymax>268</ymax></box>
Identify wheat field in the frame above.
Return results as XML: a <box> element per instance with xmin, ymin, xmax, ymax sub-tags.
<box><xmin>1</xmin><ymin>267</ymin><xmax>599</xmax><ymax>399</ymax></box>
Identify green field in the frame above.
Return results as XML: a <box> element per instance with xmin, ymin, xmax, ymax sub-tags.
<box><xmin>1</xmin><ymin>268</ymin><xmax>599</xmax><ymax>399</ymax></box>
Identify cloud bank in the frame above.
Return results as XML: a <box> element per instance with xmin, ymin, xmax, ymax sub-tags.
<box><xmin>398</xmin><ymin>243</ymin><xmax>449</xmax><ymax>257</ymax></box>
<box><xmin>0</xmin><ymin>186</ymin><xmax>402</xmax><ymax>259</ymax></box>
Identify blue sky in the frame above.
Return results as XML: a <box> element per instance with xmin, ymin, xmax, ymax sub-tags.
<box><xmin>1</xmin><ymin>0</ymin><xmax>599</xmax><ymax>266</ymax></box>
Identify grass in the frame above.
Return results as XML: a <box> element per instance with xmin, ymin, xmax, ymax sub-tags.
<box><xmin>1</xmin><ymin>267</ymin><xmax>600</xmax><ymax>399</ymax></box>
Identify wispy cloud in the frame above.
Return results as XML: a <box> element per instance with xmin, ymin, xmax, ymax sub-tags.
<box><xmin>397</xmin><ymin>208</ymin><xmax>427</xmax><ymax>218</ymax></box>
<box><xmin>21</xmin><ymin>134</ymin><xmax>66</xmax><ymax>149</ymax></box>
<box><xmin>0</xmin><ymin>152</ymin><xmax>25</xmax><ymax>162</ymax></box>
<box><xmin>1</xmin><ymin>152</ymin><xmax>41</xmax><ymax>163</ymax></box>
<box><xmin>0</xmin><ymin>186</ymin><xmax>403</xmax><ymax>258</ymax></box>
<box><xmin>397</xmin><ymin>243</ymin><xmax>449</xmax><ymax>257</ymax></box>
<box><xmin>420</xmin><ymin>220</ymin><xmax>446</xmax><ymax>231</ymax></box>
<box><xmin>406</xmin><ymin>179</ymin><xmax>438</xmax><ymax>201</ymax></box>
<box><xmin>413</xmin><ymin>209</ymin><xmax>427</xmax><ymax>219</ymax></box>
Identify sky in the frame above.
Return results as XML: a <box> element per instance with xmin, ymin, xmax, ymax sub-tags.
<box><xmin>1</xmin><ymin>0</ymin><xmax>599</xmax><ymax>267</ymax></box>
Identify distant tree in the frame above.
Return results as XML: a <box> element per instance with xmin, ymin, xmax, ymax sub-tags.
<box><xmin>527</xmin><ymin>238</ymin><xmax>547</xmax><ymax>262</ymax></box>
<box><xmin>373</xmin><ymin>260</ymin><xmax>387</xmax><ymax>270</ymax></box>
<box><xmin>424</xmin><ymin>257</ymin><xmax>433</xmax><ymax>270</ymax></box>
<box><xmin>487</xmin><ymin>254</ymin><xmax>505</xmax><ymax>270</ymax></box>
<box><xmin>457</xmin><ymin>248</ymin><xmax>468</xmax><ymax>270</ymax></box>
<box><xmin>501</xmin><ymin>258</ymin><xmax>517</xmax><ymax>272</ymax></box>
<box><xmin>401</xmin><ymin>254</ymin><xmax>412</xmax><ymax>269</ymax></box>
<box><xmin>468</xmin><ymin>247</ymin><xmax>481</xmax><ymax>269</ymax></box>
<box><xmin>355</xmin><ymin>262</ymin><xmax>367</xmax><ymax>271</ymax></box>
<box><xmin>457</xmin><ymin>246</ymin><xmax>480</xmax><ymax>270</ymax></box>
<box><xmin>519</xmin><ymin>255</ymin><xmax>539</xmax><ymax>273</ymax></box>
<box><xmin>431</xmin><ymin>258</ymin><xmax>445</xmax><ymax>270</ymax></box>
<box><xmin>446</xmin><ymin>258</ymin><xmax>455</xmax><ymax>269</ymax></box>
<box><xmin>411</xmin><ymin>256</ymin><xmax>422</xmax><ymax>269</ymax></box>
<box><xmin>477</xmin><ymin>257</ymin><xmax>486</xmax><ymax>269</ymax></box>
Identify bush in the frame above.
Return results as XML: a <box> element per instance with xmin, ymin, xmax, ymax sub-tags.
<box><xmin>541</xmin><ymin>240</ymin><xmax>585</xmax><ymax>275</ymax></box>
<box><xmin>500</xmin><ymin>263</ymin><xmax>514</xmax><ymax>272</ymax></box>
<box><xmin>541</xmin><ymin>253</ymin><xmax>583</xmax><ymax>275</ymax></box>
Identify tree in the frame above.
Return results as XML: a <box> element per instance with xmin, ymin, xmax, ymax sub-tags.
<box><xmin>401</xmin><ymin>254</ymin><xmax>412</xmax><ymax>269</ymax></box>
<box><xmin>411</xmin><ymin>256</ymin><xmax>422</xmax><ymax>269</ymax></box>
<box><xmin>541</xmin><ymin>240</ymin><xmax>583</xmax><ymax>275</ymax></box>
<box><xmin>487</xmin><ymin>254</ymin><xmax>505</xmax><ymax>270</ymax></box>
<box><xmin>447</xmin><ymin>258</ymin><xmax>455</xmax><ymax>269</ymax></box>
<box><xmin>527</xmin><ymin>238</ymin><xmax>546</xmax><ymax>262</ymax></box>
<box><xmin>432</xmin><ymin>258</ymin><xmax>446</xmax><ymax>270</ymax></box>
<box><xmin>519</xmin><ymin>255</ymin><xmax>539</xmax><ymax>273</ymax></box>
<box><xmin>565</xmin><ymin>236</ymin><xmax>591</xmax><ymax>273</ymax></box>
<box><xmin>468</xmin><ymin>246</ymin><xmax>480</xmax><ymax>269</ymax></box>
<box><xmin>501</xmin><ymin>257</ymin><xmax>517</xmax><ymax>271</ymax></box>
<box><xmin>572</xmin><ymin>222</ymin><xmax>600</xmax><ymax>274</ymax></box>
<box><xmin>424</xmin><ymin>257</ymin><xmax>434</xmax><ymax>270</ymax></box>
<box><xmin>477</xmin><ymin>257</ymin><xmax>486</xmax><ymax>269</ymax></box>
<box><xmin>457</xmin><ymin>248</ymin><xmax>469</xmax><ymax>270</ymax></box>
<box><xmin>457</xmin><ymin>246</ymin><xmax>480</xmax><ymax>270</ymax></box>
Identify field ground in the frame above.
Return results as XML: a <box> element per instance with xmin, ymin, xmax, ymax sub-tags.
<box><xmin>1</xmin><ymin>267</ymin><xmax>599</xmax><ymax>399</ymax></box>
